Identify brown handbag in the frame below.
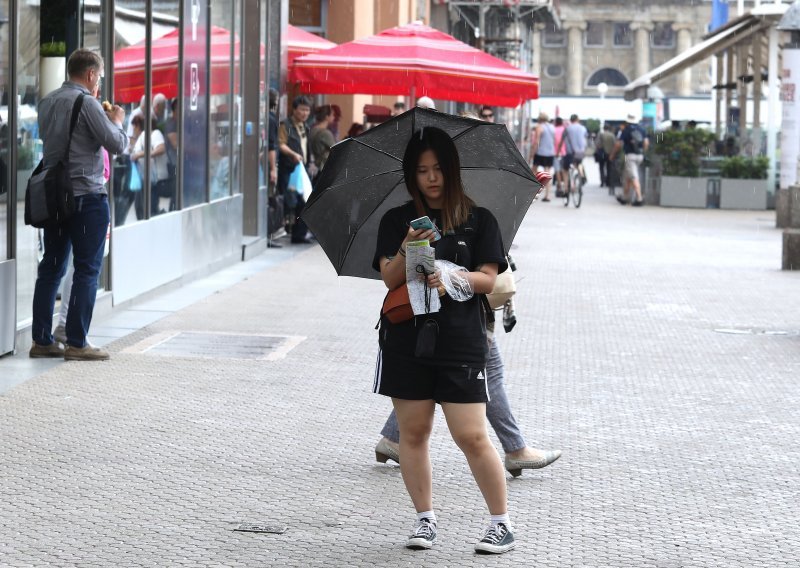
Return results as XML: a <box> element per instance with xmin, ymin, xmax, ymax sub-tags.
<box><xmin>382</xmin><ymin>284</ymin><xmax>414</xmax><ymax>324</ymax></box>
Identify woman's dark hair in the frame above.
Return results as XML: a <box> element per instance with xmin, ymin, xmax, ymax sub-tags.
<box><xmin>555</xmin><ymin>116</ymin><xmax>563</xmax><ymax>127</ymax></box>
<box><xmin>131</xmin><ymin>115</ymin><xmax>145</xmax><ymax>130</ymax></box>
<box><xmin>402</xmin><ymin>126</ymin><xmax>474</xmax><ymax>232</ymax></box>
<box><xmin>347</xmin><ymin>122</ymin><xmax>364</xmax><ymax>138</ymax></box>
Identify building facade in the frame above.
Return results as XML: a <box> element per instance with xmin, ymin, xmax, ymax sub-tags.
<box><xmin>537</xmin><ymin>0</ymin><xmax>713</xmax><ymax>97</ymax></box>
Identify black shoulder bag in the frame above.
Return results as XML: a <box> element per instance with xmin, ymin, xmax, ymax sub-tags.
<box><xmin>24</xmin><ymin>94</ymin><xmax>86</xmax><ymax>228</ymax></box>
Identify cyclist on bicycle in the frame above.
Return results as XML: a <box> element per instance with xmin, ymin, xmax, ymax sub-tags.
<box><xmin>557</xmin><ymin>114</ymin><xmax>588</xmax><ymax>184</ymax></box>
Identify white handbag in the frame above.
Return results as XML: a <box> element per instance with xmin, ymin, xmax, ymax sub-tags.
<box><xmin>487</xmin><ymin>268</ymin><xmax>516</xmax><ymax>310</ymax></box>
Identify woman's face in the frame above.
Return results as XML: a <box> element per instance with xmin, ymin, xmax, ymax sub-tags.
<box><xmin>416</xmin><ymin>149</ymin><xmax>444</xmax><ymax>205</ymax></box>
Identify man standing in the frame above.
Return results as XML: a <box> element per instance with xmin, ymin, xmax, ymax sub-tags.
<box><xmin>30</xmin><ymin>49</ymin><xmax>128</xmax><ymax>361</ymax></box>
<box><xmin>309</xmin><ymin>104</ymin><xmax>335</xmax><ymax>179</ymax></box>
<box><xmin>278</xmin><ymin>95</ymin><xmax>312</xmax><ymax>243</ymax></box>
<box><xmin>610</xmin><ymin>114</ymin><xmax>649</xmax><ymax>206</ymax></box>
<box><xmin>595</xmin><ymin>123</ymin><xmax>616</xmax><ymax>188</ymax></box>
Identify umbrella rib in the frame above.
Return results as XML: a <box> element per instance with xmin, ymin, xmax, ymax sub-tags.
<box><xmin>349</xmin><ymin>138</ymin><xmax>404</xmax><ymax>163</ymax></box>
<box><xmin>315</xmin><ymin>168</ymin><xmax>403</xmax><ymax>196</ymax></box>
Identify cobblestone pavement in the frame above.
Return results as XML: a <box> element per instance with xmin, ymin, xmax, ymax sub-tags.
<box><xmin>2</xmin><ymin>184</ymin><xmax>799</xmax><ymax>567</ymax></box>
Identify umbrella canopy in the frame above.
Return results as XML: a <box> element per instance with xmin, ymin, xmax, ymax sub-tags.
<box><xmin>114</xmin><ymin>26</ymin><xmax>254</xmax><ymax>103</ymax></box>
<box><xmin>292</xmin><ymin>21</ymin><xmax>539</xmax><ymax>108</ymax></box>
<box><xmin>302</xmin><ymin>107</ymin><xmax>541</xmax><ymax>280</ymax></box>
<box><xmin>287</xmin><ymin>24</ymin><xmax>336</xmax><ymax>73</ymax></box>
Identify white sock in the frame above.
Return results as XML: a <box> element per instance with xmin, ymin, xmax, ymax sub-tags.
<box><xmin>490</xmin><ymin>513</ymin><xmax>511</xmax><ymax>528</ymax></box>
<box><xmin>417</xmin><ymin>510</ymin><xmax>436</xmax><ymax>524</ymax></box>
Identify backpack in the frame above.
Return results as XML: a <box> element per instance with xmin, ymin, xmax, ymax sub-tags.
<box><xmin>629</xmin><ymin>126</ymin><xmax>645</xmax><ymax>154</ymax></box>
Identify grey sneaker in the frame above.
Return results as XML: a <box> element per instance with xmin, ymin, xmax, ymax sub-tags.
<box><xmin>375</xmin><ymin>438</ymin><xmax>400</xmax><ymax>464</ymax></box>
<box><xmin>64</xmin><ymin>345</ymin><xmax>110</xmax><ymax>361</ymax></box>
<box><xmin>53</xmin><ymin>325</ymin><xmax>67</xmax><ymax>344</ymax></box>
<box><xmin>29</xmin><ymin>342</ymin><xmax>65</xmax><ymax>359</ymax></box>
<box><xmin>406</xmin><ymin>518</ymin><xmax>437</xmax><ymax>550</ymax></box>
<box><xmin>474</xmin><ymin>522</ymin><xmax>516</xmax><ymax>554</ymax></box>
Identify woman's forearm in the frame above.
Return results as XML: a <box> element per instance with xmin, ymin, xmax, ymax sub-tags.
<box><xmin>380</xmin><ymin>252</ymin><xmax>407</xmax><ymax>290</ymax></box>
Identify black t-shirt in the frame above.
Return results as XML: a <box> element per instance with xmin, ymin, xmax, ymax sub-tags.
<box><xmin>372</xmin><ymin>201</ymin><xmax>508</xmax><ymax>367</ymax></box>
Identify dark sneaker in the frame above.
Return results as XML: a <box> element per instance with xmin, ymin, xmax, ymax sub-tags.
<box><xmin>29</xmin><ymin>342</ymin><xmax>65</xmax><ymax>359</ymax></box>
<box><xmin>632</xmin><ymin>200</ymin><xmax>644</xmax><ymax>207</ymax></box>
<box><xmin>474</xmin><ymin>522</ymin><xmax>516</xmax><ymax>554</ymax></box>
<box><xmin>64</xmin><ymin>345</ymin><xmax>110</xmax><ymax>361</ymax></box>
<box><xmin>406</xmin><ymin>518</ymin><xmax>437</xmax><ymax>550</ymax></box>
<box><xmin>555</xmin><ymin>189</ymin><xmax>565</xmax><ymax>198</ymax></box>
<box><xmin>616</xmin><ymin>196</ymin><xmax>628</xmax><ymax>205</ymax></box>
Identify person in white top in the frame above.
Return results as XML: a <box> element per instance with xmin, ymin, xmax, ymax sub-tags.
<box><xmin>129</xmin><ymin>114</ymin><xmax>169</xmax><ymax>216</ymax></box>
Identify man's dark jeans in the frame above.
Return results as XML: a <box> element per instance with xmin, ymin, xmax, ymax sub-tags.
<box><xmin>32</xmin><ymin>193</ymin><xmax>109</xmax><ymax>348</ymax></box>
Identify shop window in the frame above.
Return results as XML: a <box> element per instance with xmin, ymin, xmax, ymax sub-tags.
<box><xmin>613</xmin><ymin>23</ymin><xmax>632</xmax><ymax>47</ymax></box>
<box><xmin>209</xmin><ymin>0</ymin><xmax>236</xmax><ymax>200</ymax></box>
<box><xmin>652</xmin><ymin>23</ymin><xmax>676</xmax><ymax>48</ymax></box>
<box><xmin>585</xmin><ymin>22</ymin><xmax>604</xmax><ymax>47</ymax></box>
<box><xmin>542</xmin><ymin>26</ymin><xmax>566</xmax><ymax>47</ymax></box>
<box><xmin>182</xmin><ymin>0</ymin><xmax>210</xmax><ymax>207</ymax></box>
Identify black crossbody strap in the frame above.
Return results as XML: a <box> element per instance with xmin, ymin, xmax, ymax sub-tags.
<box><xmin>63</xmin><ymin>94</ymin><xmax>86</xmax><ymax>162</ymax></box>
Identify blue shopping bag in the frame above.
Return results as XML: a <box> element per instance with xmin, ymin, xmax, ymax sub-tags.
<box><xmin>287</xmin><ymin>163</ymin><xmax>312</xmax><ymax>197</ymax></box>
<box><xmin>129</xmin><ymin>161</ymin><xmax>143</xmax><ymax>192</ymax></box>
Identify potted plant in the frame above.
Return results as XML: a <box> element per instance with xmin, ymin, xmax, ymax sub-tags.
<box><xmin>652</xmin><ymin>129</ymin><xmax>716</xmax><ymax>208</ymax></box>
<box><xmin>719</xmin><ymin>155</ymin><xmax>768</xmax><ymax>210</ymax></box>
<box><xmin>40</xmin><ymin>41</ymin><xmax>67</xmax><ymax>99</ymax></box>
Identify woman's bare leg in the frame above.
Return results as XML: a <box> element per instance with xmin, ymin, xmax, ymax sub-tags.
<box><xmin>392</xmin><ymin>398</ymin><xmax>436</xmax><ymax>512</ymax></box>
<box><xmin>441</xmin><ymin>402</ymin><xmax>508</xmax><ymax>515</ymax></box>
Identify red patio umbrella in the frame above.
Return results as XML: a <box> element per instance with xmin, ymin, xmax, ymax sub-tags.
<box><xmin>114</xmin><ymin>26</ymin><xmax>250</xmax><ymax>104</ymax></box>
<box><xmin>292</xmin><ymin>21</ymin><xmax>538</xmax><ymax>107</ymax></box>
<box><xmin>287</xmin><ymin>24</ymin><xmax>336</xmax><ymax>72</ymax></box>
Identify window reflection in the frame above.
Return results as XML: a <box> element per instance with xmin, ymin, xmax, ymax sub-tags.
<box><xmin>15</xmin><ymin>0</ymin><xmax>42</xmax><ymax>323</ymax></box>
<box><xmin>209</xmin><ymin>0</ymin><xmax>234</xmax><ymax>200</ymax></box>
<box><xmin>0</xmin><ymin>0</ymin><xmax>8</xmax><ymax>262</ymax></box>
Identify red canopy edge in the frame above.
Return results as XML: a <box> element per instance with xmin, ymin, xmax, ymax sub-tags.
<box><xmin>292</xmin><ymin>21</ymin><xmax>538</xmax><ymax>107</ymax></box>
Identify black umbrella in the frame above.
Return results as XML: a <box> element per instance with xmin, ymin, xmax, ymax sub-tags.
<box><xmin>302</xmin><ymin>107</ymin><xmax>541</xmax><ymax>280</ymax></box>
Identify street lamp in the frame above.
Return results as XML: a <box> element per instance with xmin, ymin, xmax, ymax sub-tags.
<box><xmin>597</xmin><ymin>82</ymin><xmax>608</xmax><ymax>127</ymax></box>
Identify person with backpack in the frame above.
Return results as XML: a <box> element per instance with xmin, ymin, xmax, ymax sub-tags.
<box><xmin>609</xmin><ymin>114</ymin><xmax>649</xmax><ymax>206</ymax></box>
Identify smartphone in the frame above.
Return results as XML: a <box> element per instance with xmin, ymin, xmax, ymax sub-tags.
<box><xmin>410</xmin><ymin>216</ymin><xmax>442</xmax><ymax>242</ymax></box>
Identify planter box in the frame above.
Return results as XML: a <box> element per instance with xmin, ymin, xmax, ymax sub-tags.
<box><xmin>720</xmin><ymin>178</ymin><xmax>768</xmax><ymax>210</ymax></box>
<box><xmin>659</xmin><ymin>176</ymin><xmax>709</xmax><ymax>208</ymax></box>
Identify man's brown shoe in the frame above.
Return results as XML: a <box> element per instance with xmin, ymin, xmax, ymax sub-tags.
<box><xmin>29</xmin><ymin>342</ymin><xmax>65</xmax><ymax>358</ymax></box>
<box><xmin>64</xmin><ymin>345</ymin><xmax>110</xmax><ymax>361</ymax></box>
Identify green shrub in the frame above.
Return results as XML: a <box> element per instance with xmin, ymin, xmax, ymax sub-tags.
<box><xmin>17</xmin><ymin>145</ymin><xmax>34</xmax><ymax>170</ymax></box>
<box><xmin>651</xmin><ymin>129</ymin><xmax>717</xmax><ymax>177</ymax></box>
<box><xmin>584</xmin><ymin>118</ymin><xmax>600</xmax><ymax>135</ymax></box>
<box><xmin>40</xmin><ymin>41</ymin><xmax>66</xmax><ymax>57</ymax></box>
<box><xmin>720</xmin><ymin>155</ymin><xmax>768</xmax><ymax>179</ymax></box>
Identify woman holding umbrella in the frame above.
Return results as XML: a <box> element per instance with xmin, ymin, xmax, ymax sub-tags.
<box><xmin>372</xmin><ymin>127</ymin><xmax>516</xmax><ymax>554</ymax></box>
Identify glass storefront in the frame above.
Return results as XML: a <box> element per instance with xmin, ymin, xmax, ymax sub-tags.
<box><xmin>1</xmin><ymin>0</ymin><xmax>256</xmax><ymax>355</ymax></box>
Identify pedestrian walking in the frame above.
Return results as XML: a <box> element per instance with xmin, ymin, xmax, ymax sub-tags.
<box><xmin>595</xmin><ymin>123</ymin><xmax>616</xmax><ymax>188</ymax></box>
<box><xmin>553</xmin><ymin>116</ymin><xmax>567</xmax><ymax>196</ymax></box>
<box><xmin>309</xmin><ymin>104</ymin><xmax>335</xmax><ymax>179</ymax></box>
<box><xmin>29</xmin><ymin>48</ymin><xmax>128</xmax><ymax>361</ymax></box>
<box><xmin>375</xmin><ymin>333</ymin><xmax>562</xmax><ymax>476</ymax></box>
<box><xmin>529</xmin><ymin>112</ymin><xmax>556</xmax><ymax>201</ymax></box>
<box><xmin>610</xmin><ymin>114</ymin><xmax>649</xmax><ymax>206</ymax></box>
<box><xmin>372</xmin><ymin>126</ymin><xmax>517</xmax><ymax>554</ymax></box>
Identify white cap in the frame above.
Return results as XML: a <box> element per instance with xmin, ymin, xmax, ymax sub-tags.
<box><xmin>416</xmin><ymin>96</ymin><xmax>436</xmax><ymax>110</ymax></box>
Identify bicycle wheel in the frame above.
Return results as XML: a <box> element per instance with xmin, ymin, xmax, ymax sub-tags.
<box><xmin>572</xmin><ymin>170</ymin><xmax>583</xmax><ymax>208</ymax></box>
<box><xmin>563</xmin><ymin>172</ymin><xmax>571</xmax><ymax>207</ymax></box>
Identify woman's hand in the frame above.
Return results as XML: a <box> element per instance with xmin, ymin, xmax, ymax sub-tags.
<box><xmin>426</xmin><ymin>271</ymin><xmax>441</xmax><ymax>289</ymax></box>
<box><xmin>400</xmin><ymin>225</ymin><xmax>435</xmax><ymax>252</ymax></box>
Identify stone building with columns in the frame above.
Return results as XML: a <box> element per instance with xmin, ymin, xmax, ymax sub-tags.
<box><xmin>534</xmin><ymin>0</ymin><xmax>713</xmax><ymax>97</ymax></box>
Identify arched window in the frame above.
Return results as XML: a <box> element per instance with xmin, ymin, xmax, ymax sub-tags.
<box><xmin>586</xmin><ymin>68</ymin><xmax>629</xmax><ymax>87</ymax></box>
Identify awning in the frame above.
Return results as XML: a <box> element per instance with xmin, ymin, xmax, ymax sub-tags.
<box><xmin>287</xmin><ymin>25</ymin><xmax>336</xmax><ymax>69</ymax></box>
<box><xmin>293</xmin><ymin>21</ymin><xmax>538</xmax><ymax>107</ymax></box>
<box><xmin>623</xmin><ymin>13</ymin><xmax>778</xmax><ymax>101</ymax></box>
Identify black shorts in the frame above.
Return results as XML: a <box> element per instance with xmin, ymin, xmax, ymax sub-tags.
<box><xmin>373</xmin><ymin>350</ymin><xmax>489</xmax><ymax>403</ymax></box>
<box><xmin>533</xmin><ymin>154</ymin><xmax>554</xmax><ymax>168</ymax></box>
